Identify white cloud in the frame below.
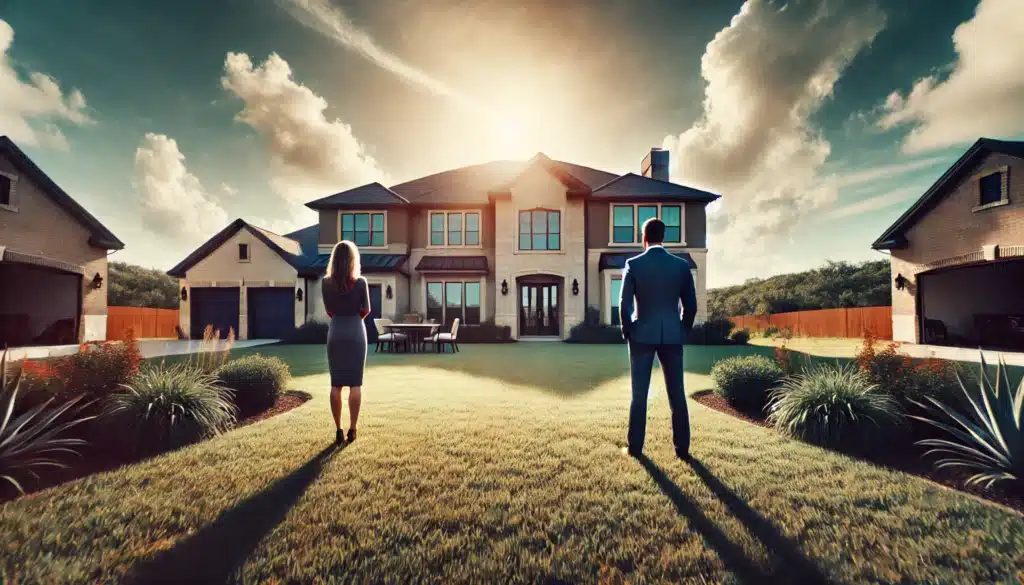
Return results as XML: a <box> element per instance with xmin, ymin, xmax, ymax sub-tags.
<box><xmin>0</xmin><ymin>18</ymin><xmax>94</xmax><ymax>150</ymax></box>
<box><xmin>877</xmin><ymin>0</ymin><xmax>1024</xmax><ymax>153</ymax></box>
<box><xmin>221</xmin><ymin>52</ymin><xmax>388</xmax><ymax>209</ymax></box>
<box><xmin>826</xmin><ymin>155</ymin><xmax>947</xmax><ymax>189</ymax></box>
<box><xmin>662</xmin><ymin>0</ymin><xmax>886</xmax><ymax>286</ymax></box>
<box><xmin>133</xmin><ymin>133</ymin><xmax>229</xmax><ymax>244</ymax></box>
<box><xmin>823</xmin><ymin>185</ymin><xmax>922</xmax><ymax>220</ymax></box>
<box><xmin>220</xmin><ymin>182</ymin><xmax>239</xmax><ymax>198</ymax></box>
<box><xmin>276</xmin><ymin>0</ymin><xmax>481</xmax><ymax>112</ymax></box>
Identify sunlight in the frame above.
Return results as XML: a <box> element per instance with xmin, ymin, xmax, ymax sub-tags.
<box><xmin>490</xmin><ymin>111</ymin><xmax>531</xmax><ymax>159</ymax></box>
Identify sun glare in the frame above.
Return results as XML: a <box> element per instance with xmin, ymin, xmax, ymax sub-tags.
<box><xmin>491</xmin><ymin>112</ymin><xmax>531</xmax><ymax>159</ymax></box>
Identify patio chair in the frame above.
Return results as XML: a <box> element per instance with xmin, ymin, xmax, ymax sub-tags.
<box><xmin>373</xmin><ymin>318</ymin><xmax>407</xmax><ymax>353</ymax></box>
<box><xmin>425</xmin><ymin>318</ymin><xmax>460</xmax><ymax>353</ymax></box>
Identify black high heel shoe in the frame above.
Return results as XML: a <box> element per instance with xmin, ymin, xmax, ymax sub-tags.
<box><xmin>336</xmin><ymin>429</ymin><xmax>345</xmax><ymax>444</ymax></box>
<box><xmin>347</xmin><ymin>428</ymin><xmax>357</xmax><ymax>443</ymax></box>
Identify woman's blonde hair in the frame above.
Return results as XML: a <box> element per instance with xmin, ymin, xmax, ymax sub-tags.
<box><xmin>325</xmin><ymin>240</ymin><xmax>361</xmax><ymax>292</ymax></box>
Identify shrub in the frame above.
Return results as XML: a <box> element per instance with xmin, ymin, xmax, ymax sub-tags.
<box><xmin>687</xmin><ymin>318</ymin><xmax>736</xmax><ymax>345</ymax></box>
<box><xmin>189</xmin><ymin>325</ymin><xmax>235</xmax><ymax>374</ymax></box>
<box><xmin>281</xmin><ymin>320</ymin><xmax>329</xmax><ymax>345</ymax></box>
<box><xmin>778</xmin><ymin>327</ymin><xmax>794</xmax><ymax>340</ymax></box>
<box><xmin>730</xmin><ymin>328</ymin><xmax>751</xmax><ymax>345</ymax></box>
<box><xmin>854</xmin><ymin>332</ymin><xmax>962</xmax><ymax>419</ymax></box>
<box><xmin>910</xmin><ymin>355</ymin><xmax>1024</xmax><ymax>490</ymax></box>
<box><xmin>768</xmin><ymin>363</ymin><xmax>901</xmax><ymax>452</ymax></box>
<box><xmin>711</xmin><ymin>355</ymin><xmax>785</xmax><ymax>414</ymax></box>
<box><xmin>216</xmin><ymin>355</ymin><xmax>291</xmax><ymax>415</ymax></box>
<box><xmin>566</xmin><ymin>307</ymin><xmax>624</xmax><ymax>344</ymax></box>
<box><xmin>459</xmin><ymin>320</ymin><xmax>513</xmax><ymax>343</ymax></box>
<box><xmin>764</xmin><ymin>325</ymin><xmax>780</xmax><ymax>338</ymax></box>
<box><xmin>106</xmin><ymin>363</ymin><xmax>236</xmax><ymax>455</ymax></box>
<box><xmin>1</xmin><ymin>350</ymin><xmax>95</xmax><ymax>495</ymax></box>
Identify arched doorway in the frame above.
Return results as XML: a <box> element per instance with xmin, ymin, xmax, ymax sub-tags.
<box><xmin>517</xmin><ymin>274</ymin><xmax>564</xmax><ymax>337</ymax></box>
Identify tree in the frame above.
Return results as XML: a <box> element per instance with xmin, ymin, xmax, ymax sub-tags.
<box><xmin>108</xmin><ymin>262</ymin><xmax>179</xmax><ymax>309</ymax></box>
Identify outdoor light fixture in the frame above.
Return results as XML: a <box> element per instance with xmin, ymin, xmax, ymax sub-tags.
<box><xmin>571</xmin><ymin>278</ymin><xmax>579</xmax><ymax>296</ymax></box>
<box><xmin>180</xmin><ymin>287</ymin><xmax>188</xmax><ymax>302</ymax></box>
<box><xmin>894</xmin><ymin>273</ymin><xmax>907</xmax><ymax>291</ymax></box>
<box><xmin>501</xmin><ymin>279</ymin><xmax>508</xmax><ymax>295</ymax></box>
<box><xmin>296</xmin><ymin>288</ymin><xmax>303</xmax><ymax>302</ymax></box>
<box><xmin>386</xmin><ymin>285</ymin><xmax>393</xmax><ymax>299</ymax></box>
<box><xmin>90</xmin><ymin>273</ymin><xmax>103</xmax><ymax>290</ymax></box>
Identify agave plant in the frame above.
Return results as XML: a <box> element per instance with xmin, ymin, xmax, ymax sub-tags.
<box><xmin>1</xmin><ymin>349</ymin><xmax>96</xmax><ymax>494</ymax></box>
<box><xmin>910</xmin><ymin>354</ymin><xmax>1024</xmax><ymax>490</ymax></box>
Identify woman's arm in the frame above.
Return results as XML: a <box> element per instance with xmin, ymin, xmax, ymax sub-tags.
<box><xmin>359</xmin><ymin>278</ymin><xmax>371</xmax><ymax>320</ymax></box>
<box><xmin>322</xmin><ymin>279</ymin><xmax>333</xmax><ymax>318</ymax></box>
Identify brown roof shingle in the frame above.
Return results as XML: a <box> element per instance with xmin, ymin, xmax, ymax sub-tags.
<box><xmin>415</xmin><ymin>255</ymin><xmax>489</xmax><ymax>273</ymax></box>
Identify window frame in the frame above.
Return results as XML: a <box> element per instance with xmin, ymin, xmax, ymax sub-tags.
<box><xmin>427</xmin><ymin>210</ymin><xmax>482</xmax><ymax>248</ymax></box>
<box><xmin>517</xmin><ymin>208</ymin><xmax>562</xmax><ymax>252</ymax></box>
<box><xmin>424</xmin><ymin>279</ymin><xmax>483</xmax><ymax>326</ymax></box>
<box><xmin>0</xmin><ymin>170</ymin><xmax>18</xmax><ymax>212</ymax></box>
<box><xmin>238</xmin><ymin>243</ymin><xmax>250</xmax><ymax>262</ymax></box>
<box><xmin>973</xmin><ymin>168</ymin><xmax>1010</xmax><ymax>212</ymax></box>
<box><xmin>609</xmin><ymin>203</ymin><xmax>685</xmax><ymax>246</ymax></box>
<box><xmin>336</xmin><ymin>210</ymin><xmax>388</xmax><ymax>249</ymax></box>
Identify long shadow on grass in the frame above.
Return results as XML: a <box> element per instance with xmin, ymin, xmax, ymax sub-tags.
<box><xmin>124</xmin><ymin>443</ymin><xmax>342</xmax><ymax>585</ymax></box>
<box><xmin>636</xmin><ymin>455</ymin><xmax>775</xmax><ymax>584</ymax></box>
<box><xmin>688</xmin><ymin>458</ymin><xmax>835</xmax><ymax>585</ymax></box>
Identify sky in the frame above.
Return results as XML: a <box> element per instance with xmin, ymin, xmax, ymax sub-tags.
<box><xmin>2</xmin><ymin>0</ymin><xmax>1023</xmax><ymax>288</ymax></box>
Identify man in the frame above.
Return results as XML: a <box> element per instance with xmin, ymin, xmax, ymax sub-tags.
<box><xmin>619</xmin><ymin>217</ymin><xmax>698</xmax><ymax>459</ymax></box>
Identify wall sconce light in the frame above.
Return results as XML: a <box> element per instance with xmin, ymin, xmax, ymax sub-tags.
<box><xmin>386</xmin><ymin>285</ymin><xmax>393</xmax><ymax>299</ymax></box>
<box><xmin>894</xmin><ymin>273</ymin><xmax>907</xmax><ymax>291</ymax></box>
<box><xmin>571</xmin><ymin>279</ymin><xmax>579</xmax><ymax>296</ymax></box>
<box><xmin>501</xmin><ymin>279</ymin><xmax>508</xmax><ymax>295</ymax></box>
<box><xmin>90</xmin><ymin>273</ymin><xmax>103</xmax><ymax>290</ymax></box>
<box><xmin>296</xmin><ymin>288</ymin><xmax>303</xmax><ymax>302</ymax></box>
<box><xmin>180</xmin><ymin>287</ymin><xmax>188</xmax><ymax>302</ymax></box>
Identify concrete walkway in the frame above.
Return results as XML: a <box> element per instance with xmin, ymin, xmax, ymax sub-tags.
<box><xmin>750</xmin><ymin>336</ymin><xmax>1024</xmax><ymax>366</ymax></box>
<box><xmin>6</xmin><ymin>339</ymin><xmax>279</xmax><ymax>361</ymax></box>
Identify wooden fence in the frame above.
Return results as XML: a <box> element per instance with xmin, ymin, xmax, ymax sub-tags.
<box><xmin>107</xmin><ymin>307</ymin><xmax>180</xmax><ymax>341</ymax></box>
<box><xmin>729</xmin><ymin>306</ymin><xmax>892</xmax><ymax>340</ymax></box>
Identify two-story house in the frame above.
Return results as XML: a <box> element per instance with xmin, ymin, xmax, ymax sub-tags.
<box><xmin>873</xmin><ymin>137</ymin><xmax>1024</xmax><ymax>351</ymax></box>
<box><xmin>0</xmin><ymin>136</ymin><xmax>124</xmax><ymax>348</ymax></box>
<box><xmin>169</xmin><ymin>148</ymin><xmax>719</xmax><ymax>340</ymax></box>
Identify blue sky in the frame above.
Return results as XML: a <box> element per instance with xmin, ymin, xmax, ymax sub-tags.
<box><xmin>3</xmin><ymin>0</ymin><xmax>1022</xmax><ymax>287</ymax></box>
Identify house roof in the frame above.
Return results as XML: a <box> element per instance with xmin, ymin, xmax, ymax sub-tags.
<box><xmin>306</xmin><ymin>182</ymin><xmax>410</xmax><ymax>209</ymax></box>
<box><xmin>598</xmin><ymin>251</ymin><xmax>697</xmax><ymax>270</ymax></box>
<box><xmin>872</xmin><ymin>137</ymin><xmax>1024</xmax><ymax>250</ymax></box>
<box><xmin>0</xmin><ymin>136</ymin><xmax>125</xmax><ymax>250</ymax></box>
<box><xmin>591</xmin><ymin>173</ymin><xmax>720</xmax><ymax>202</ymax></box>
<box><xmin>303</xmin><ymin>252</ymin><xmax>408</xmax><ymax>274</ymax></box>
<box><xmin>415</xmin><ymin>255</ymin><xmax>489</xmax><ymax>273</ymax></box>
<box><xmin>167</xmin><ymin>219</ymin><xmax>315</xmax><ymax>278</ymax></box>
<box><xmin>306</xmin><ymin>152</ymin><xmax>717</xmax><ymax>208</ymax></box>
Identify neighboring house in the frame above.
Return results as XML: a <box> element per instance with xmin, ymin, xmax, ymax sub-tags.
<box><xmin>170</xmin><ymin>148</ymin><xmax>719</xmax><ymax>340</ymax></box>
<box><xmin>873</xmin><ymin>137</ymin><xmax>1024</xmax><ymax>351</ymax></box>
<box><xmin>0</xmin><ymin>136</ymin><xmax>125</xmax><ymax>348</ymax></box>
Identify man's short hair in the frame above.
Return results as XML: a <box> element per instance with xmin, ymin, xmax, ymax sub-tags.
<box><xmin>642</xmin><ymin>218</ymin><xmax>666</xmax><ymax>244</ymax></box>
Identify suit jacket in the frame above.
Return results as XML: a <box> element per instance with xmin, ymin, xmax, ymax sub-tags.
<box><xmin>619</xmin><ymin>246</ymin><xmax>697</xmax><ymax>345</ymax></box>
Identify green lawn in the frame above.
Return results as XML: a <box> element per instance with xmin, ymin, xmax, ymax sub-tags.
<box><xmin>2</xmin><ymin>344</ymin><xmax>1022</xmax><ymax>584</ymax></box>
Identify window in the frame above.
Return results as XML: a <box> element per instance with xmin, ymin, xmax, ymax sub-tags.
<box><xmin>341</xmin><ymin>212</ymin><xmax>385</xmax><ymax>247</ymax></box>
<box><xmin>611</xmin><ymin>204</ymin><xmax>683</xmax><ymax>244</ymax></box>
<box><xmin>0</xmin><ymin>174</ymin><xmax>11</xmax><ymax>206</ymax></box>
<box><xmin>979</xmin><ymin>172</ymin><xmax>1004</xmax><ymax>206</ymax></box>
<box><xmin>238</xmin><ymin>243</ymin><xmax>250</xmax><ymax>261</ymax></box>
<box><xmin>518</xmin><ymin>209</ymin><xmax>560</xmax><ymax>251</ymax></box>
<box><xmin>429</xmin><ymin>211</ymin><xmax>481</xmax><ymax>246</ymax></box>
<box><xmin>427</xmin><ymin>280</ymin><xmax>481</xmax><ymax>326</ymax></box>
<box><xmin>610</xmin><ymin>278</ymin><xmax>622</xmax><ymax>326</ymax></box>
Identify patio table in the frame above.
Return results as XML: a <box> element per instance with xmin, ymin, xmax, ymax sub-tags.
<box><xmin>383</xmin><ymin>323</ymin><xmax>439</xmax><ymax>353</ymax></box>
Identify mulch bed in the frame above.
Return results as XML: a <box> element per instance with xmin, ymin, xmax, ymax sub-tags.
<box><xmin>1</xmin><ymin>392</ymin><xmax>311</xmax><ymax>504</ymax></box>
<box><xmin>691</xmin><ymin>390</ymin><xmax>1024</xmax><ymax>513</ymax></box>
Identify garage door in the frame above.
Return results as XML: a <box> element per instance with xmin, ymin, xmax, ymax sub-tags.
<box><xmin>247</xmin><ymin>287</ymin><xmax>295</xmax><ymax>340</ymax></box>
<box><xmin>190</xmin><ymin>288</ymin><xmax>240</xmax><ymax>340</ymax></box>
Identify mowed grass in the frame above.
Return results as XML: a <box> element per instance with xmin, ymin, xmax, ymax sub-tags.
<box><xmin>2</xmin><ymin>344</ymin><xmax>1022</xmax><ymax>585</ymax></box>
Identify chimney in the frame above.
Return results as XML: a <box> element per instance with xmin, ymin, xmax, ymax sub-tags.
<box><xmin>641</xmin><ymin>148</ymin><xmax>669</xmax><ymax>181</ymax></box>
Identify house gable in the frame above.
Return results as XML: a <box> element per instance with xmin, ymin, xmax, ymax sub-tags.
<box><xmin>182</xmin><ymin>227</ymin><xmax>298</xmax><ymax>284</ymax></box>
<box><xmin>167</xmin><ymin>219</ymin><xmax>308</xmax><ymax>279</ymax></box>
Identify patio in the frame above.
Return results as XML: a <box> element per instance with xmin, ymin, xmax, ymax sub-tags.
<box><xmin>1</xmin><ymin>344</ymin><xmax>1021</xmax><ymax>584</ymax></box>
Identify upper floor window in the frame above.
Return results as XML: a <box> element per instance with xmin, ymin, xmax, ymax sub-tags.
<box><xmin>238</xmin><ymin>243</ymin><xmax>250</xmax><ymax>262</ymax></box>
<box><xmin>430</xmin><ymin>211</ymin><xmax>480</xmax><ymax>246</ymax></box>
<box><xmin>979</xmin><ymin>171</ymin><xmax>1005</xmax><ymax>206</ymax></box>
<box><xmin>519</xmin><ymin>209</ymin><xmax>560</xmax><ymax>251</ymax></box>
<box><xmin>341</xmin><ymin>212</ymin><xmax>385</xmax><ymax>247</ymax></box>
<box><xmin>0</xmin><ymin>172</ymin><xmax>14</xmax><ymax>208</ymax></box>
<box><xmin>611</xmin><ymin>204</ymin><xmax>682</xmax><ymax>244</ymax></box>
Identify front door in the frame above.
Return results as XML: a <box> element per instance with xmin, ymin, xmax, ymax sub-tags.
<box><xmin>519</xmin><ymin>283</ymin><xmax>560</xmax><ymax>336</ymax></box>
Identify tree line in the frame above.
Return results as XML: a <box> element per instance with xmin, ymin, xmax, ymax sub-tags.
<box><xmin>108</xmin><ymin>261</ymin><xmax>179</xmax><ymax>309</ymax></box>
<box><xmin>708</xmin><ymin>259</ymin><xmax>891</xmax><ymax>319</ymax></box>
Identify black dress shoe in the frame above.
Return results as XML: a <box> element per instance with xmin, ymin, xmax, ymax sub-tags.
<box><xmin>336</xmin><ymin>429</ymin><xmax>345</xmax><ymax>444</ymax></box>
<box><xmin>347</xmin><ymin>428</ymin><xmax>357</xmax><ymax>443</ymax></box>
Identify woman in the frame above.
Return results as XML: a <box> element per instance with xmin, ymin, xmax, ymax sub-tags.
<box><xmin>322</xmin><ymin>240</ymin><xmax>371</xmax><ymax>444</ymax></box>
